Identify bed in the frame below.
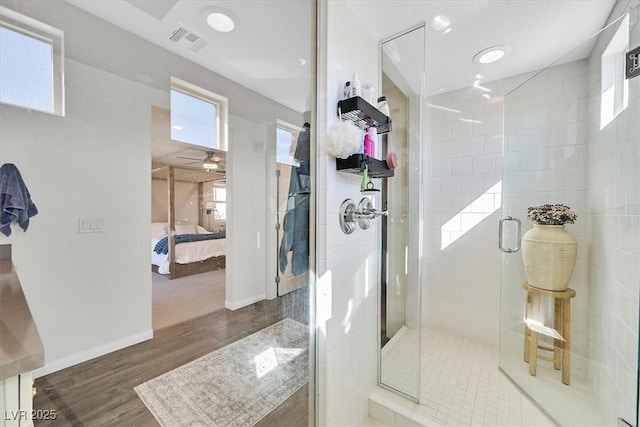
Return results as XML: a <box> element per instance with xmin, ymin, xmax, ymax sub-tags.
<box><xmin>151</xmin><ymin>223</ymin><xmax>226</xmax><ymax>279</ymax></box>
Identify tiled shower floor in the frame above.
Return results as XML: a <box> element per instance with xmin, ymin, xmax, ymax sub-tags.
<box><xmin>370</xmin><ymin>328</ymin><xmax>556</xmax><ymax>426</ymax></box>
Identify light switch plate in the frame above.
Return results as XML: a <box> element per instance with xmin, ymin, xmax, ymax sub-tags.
<box><xmin>78</xmin><ymin>217</ymin><xmax>105</xmax><ymax>233</ymax></box>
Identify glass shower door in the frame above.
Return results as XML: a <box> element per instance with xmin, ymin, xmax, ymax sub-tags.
<box><xmin>499</xmin><ymin>6</ymin><xmax>639</xmax><ymax>426</ymax></box>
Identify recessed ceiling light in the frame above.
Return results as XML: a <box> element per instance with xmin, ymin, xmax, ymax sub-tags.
<box><xmin>472</xmin><ymin>45</ymin><xmax>510</xmax><ymax>65</ymax></box>
<box><xmin>479</xmin><ymin>50</ymin><xmax>504</xmax><ymax>63</ymax></box>
<box><xmin>207</xmin><ymin>12</ymin><xmax>235</xmax><ymax>32</ymax></box>
<box><xmin>431</xmin><ymin>15</ymin><xmax>451</xmax><ymax>32</ymax></box>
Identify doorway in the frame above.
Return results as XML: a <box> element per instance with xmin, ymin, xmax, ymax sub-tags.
<box><xmin>150</xmin><ymin>116</ymin><xmax>228</xmax><ymax>328</ymax></box>
<box><xmin>276</xmin><ymin>121</ymin><xmax>311</xmax><ymax>297</ymax></box>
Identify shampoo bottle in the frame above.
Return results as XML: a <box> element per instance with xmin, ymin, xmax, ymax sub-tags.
<box><xmin>363</xmin><ymin>127</ymin><xmax>376</xmax><ymax>158</ymax></box>
<box><xmin>350</xmin><ymin>73</ymin><xmax>361</xmax><ymax>98</ymax></box>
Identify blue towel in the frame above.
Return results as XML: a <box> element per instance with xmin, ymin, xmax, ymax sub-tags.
<box><xmin>0</xmin><ymin>163</ymin><xmax>38</xmax><ymax>237</ymax></box>
<box><xmin>154</xmin><ymin>231</ymin><xmax>225</xmax><ymax>254</ymax></box>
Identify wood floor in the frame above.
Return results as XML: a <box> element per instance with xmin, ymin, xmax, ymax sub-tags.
<box><xmin>152</xmin><ymin>269</ymin><xmax>226</xmax><ymax>329</ymax></box>
<box><xmin>33</xmin><ymin>286</ymin><xmax>310</xmax><ymax>427</ymax></box>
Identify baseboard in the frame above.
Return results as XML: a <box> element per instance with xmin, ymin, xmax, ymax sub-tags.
<box><xmin>225</xmin><ymin>294</ymin><xmax>265</xmax><ymax>311</ymax></box>
<box><xmin>33</xmin><ymin>329</ymin><xmax>154</xmax><ymax>378</ymax></box>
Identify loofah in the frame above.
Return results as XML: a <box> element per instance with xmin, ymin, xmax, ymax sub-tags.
<box><xmin>325</xmin><ymin>121</ymin><xmax>363</xmax><ymax>158</ymax></box>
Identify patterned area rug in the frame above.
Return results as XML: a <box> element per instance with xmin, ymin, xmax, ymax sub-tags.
<box><xmin>135</xmin><ymin>318</ymin><xmax>309</xmax><ymax>427</ymax></box>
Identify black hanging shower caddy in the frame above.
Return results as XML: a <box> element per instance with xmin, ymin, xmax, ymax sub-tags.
<box><xmin>336</xmin><ymin>96</ymin><xmax>394</xmax><ymax>178</ymax></box>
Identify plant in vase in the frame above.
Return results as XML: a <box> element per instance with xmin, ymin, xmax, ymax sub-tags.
<box><xmin>522</xmin><ymin>204</ymin><xmax>578</xmax><ymax>291</ymax></box>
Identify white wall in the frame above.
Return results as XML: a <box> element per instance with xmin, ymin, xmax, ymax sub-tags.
<box><xmin>585</xmin><ymin>0</ymin><xmax>639</xmax><ymax>421</ymax></box>
<box><xmin>225</xmin><ymin>115</ymin><xmax>268</xmax><ymax>309</ymax></box>
<box><xmin>0</xmin><ymin>0</ymin><xmax>302</xmax><ymax>376</ymax></box>
<box><xmin>317</xmin><ymin>1</ymin><xmax>380</xmax><ymax>425</ymax></box>
<box><xmin>0</xmin><ymin>41</ymin><xmax>157</xmax><ymax>376</ymax></box>
<box><xmin>422</xmin><ymin>56</ymin><xmax>592</xmax><ymax>349</ymax></box>
<box><xmin>423</xmin><ymin>77</ymin><xmax>517</xmax><ymax>346</ymax></box>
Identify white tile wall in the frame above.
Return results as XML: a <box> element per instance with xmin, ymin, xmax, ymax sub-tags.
<box><xmin>318</xmin><ymin>1</ymin><xmax>382</xmax><ymax>425</ymax></box>
<box><xmin>583</xmin><ymin>2</ymin><xmax>640</xmax><ymax>421</ymax></box>
<box><xmin>423</xmin><ymin>79</ymin><xmax>508</xmax><ymax>347</ymax></box>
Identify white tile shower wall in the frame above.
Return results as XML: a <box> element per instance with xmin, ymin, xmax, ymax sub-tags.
<box><xmin>317</xmin><ymin>1</ymin><xmax>381</xmax><ymax>425</ymax></box>
<box><xmin>585</xmin><ymin>1</ymin><xmax>639</xmax><ymax>421</ymax></box>
<box><xmin>423</xmin><ymin>61</ymin><xmax>595</xmax><ymax>350</ymax></box>
<box><xmin>423</xmin><ymin>81</ymin><xmax>506</xmax><ymax>347</ymax></box>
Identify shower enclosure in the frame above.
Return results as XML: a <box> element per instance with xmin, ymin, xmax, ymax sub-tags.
<box><xmin>378</xmin><ymin>2</ymin><xmax>639</xmax><ymax>426</ymax></box>
<box><xmin>499</xmin><ymin>4</ymin><xmax>639</xmax><ymax>426</ymax></box>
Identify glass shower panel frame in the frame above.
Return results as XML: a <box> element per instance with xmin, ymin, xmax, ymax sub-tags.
<box><xmin>378</xmin><ymin>24</ymin><xmax>425</xmax><ymax>401</ymax></box>
<box><xmin>499</xmin><ymin>5</ymin><xmax>639</xmax><ymax>426</ymax></box>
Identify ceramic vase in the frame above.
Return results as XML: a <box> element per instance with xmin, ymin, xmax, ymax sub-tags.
<box><xmin>521</xmin><ymin>224</ymin><xmax>577</xmax><ymax>291</ymax></box>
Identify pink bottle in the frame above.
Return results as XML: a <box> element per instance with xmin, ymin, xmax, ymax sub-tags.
<box><xmin>363</xmin><ymin>128</ymin><xmax>376</xmax><ymax>158</ymax></box>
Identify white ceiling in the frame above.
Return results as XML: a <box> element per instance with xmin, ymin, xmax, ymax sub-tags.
<box><xmin>67</xmin><ymin>0</ymin><xmax>619</xmax><ymax>168</ymax></box>
<box><xmin>67</xmin><ymin>0</ymin><xmax>313</xmax><ymax>113</ymax></box>
<box><xmin>68</xmin><ymin>0</ymin><xmax>619</xmax><ymax>103</ymax></box>
<box><xmin>352</xmin><ymin>0</ymin><xmax>617</xmax><ymax>96</ymax></box>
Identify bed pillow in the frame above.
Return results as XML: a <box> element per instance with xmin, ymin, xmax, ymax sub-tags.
<box><xmin>175</xmin><ymin>224</ymin><xmax>196</xmax><ymax>235</ymax></box>
<box><xmin>195</xmin><ymin>225</ymin><xmax>211</xmax><ymax>234</ymax></box>
<box><xmin>151</xmin><ymin>222</ymin><xmax>168</xmax><ymax>239</ymax></box>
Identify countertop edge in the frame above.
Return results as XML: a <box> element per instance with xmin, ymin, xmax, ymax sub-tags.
<box><xmin>0</xmin><ymin>254</ymin><xmax>45</xmax><ymax>380</ymax></box>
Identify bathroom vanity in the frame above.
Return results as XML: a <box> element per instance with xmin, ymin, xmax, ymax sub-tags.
<box><xmin>0</xmin><ymin>245</ymin><xmax>45</xmax><ymax>427</ymax></box>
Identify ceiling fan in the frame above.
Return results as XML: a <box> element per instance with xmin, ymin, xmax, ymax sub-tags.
<box><xmin>177</xmin><ymin>151</ymin><xmax>225</xmax><ymax>172</ymax></box>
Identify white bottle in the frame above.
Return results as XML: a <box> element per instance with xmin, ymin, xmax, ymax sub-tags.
<box><xmin>362</xmin><ymin>83</ymin><xmax>376</xmax><ymax>104</ymax></box>
<box><xmin>377</xmin><ymin>96</ymin><xmax>389</xmax><ymax>117</ymax></box>
<box><xmin>349</xmin><ymin>73</ymin><xmax>361</xmax><ymax>98</ymax></box>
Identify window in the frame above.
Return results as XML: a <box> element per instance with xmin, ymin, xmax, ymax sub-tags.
<box><xmin>170</xmin><ymin>77</ymin><xmax>228</xmax><ymax>151</ymax></box>
<box><xmin>276</xmin><ymin>120</ymin><xmax>302</xmax><ymax>166</ymax></box>
<box><xmin>600</xmin><ymin>14</ymin><xmax>629</xmax><ymax>130</ymax></box>
<box><xmin>0</xmin><ymin>6</ymin><xmax>64</xmax><ymax>115</ymax></box>
<box><xmin>213</xmin><ymin>186</ymin><xmax>226</xmax><ymax>220</ymax></box>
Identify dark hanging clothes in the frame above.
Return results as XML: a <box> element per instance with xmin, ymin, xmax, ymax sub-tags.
<box><xmin>294</xmin><ymin>122</ymin><xmax>311</xmax><ymax>176</ymax></box>
<box><xmin>279</xmin><ymin>123</ymin><xmax>311</xmax><ymax>275</ymax></box>
<box><xmin>0</xmin><ymin>163</ymin><xmax>38</xmax><ymax>236</ymax></box>
<box><xmin>279</xmin><ymin>167</ymin><xmax>310</xmax><ymax>275</ymax></box>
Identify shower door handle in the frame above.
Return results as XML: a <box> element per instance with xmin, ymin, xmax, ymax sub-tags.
<box><xmin>498</xmin><ymin>216</ymin><xmax>521</xmax><ymax>253</ymax></box>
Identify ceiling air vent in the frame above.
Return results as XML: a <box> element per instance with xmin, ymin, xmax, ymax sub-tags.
<box><xmin>169</xmin><ymin>25</ymin><xmax>209</xmax><ymax>53</ymax></box>
<box><xmin>169</xmin><ymin>26</ymin><xmax>188</xmax><ymax>42</ymax></box>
